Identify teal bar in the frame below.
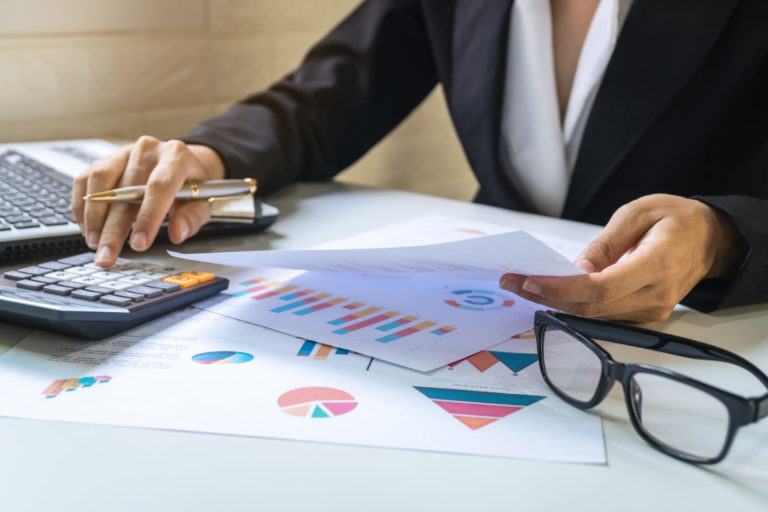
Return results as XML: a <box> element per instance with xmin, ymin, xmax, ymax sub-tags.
<box><xmin>414</xmin><ymin>386</ymin><xmax>545</xmax><ymax>406</ymax></box>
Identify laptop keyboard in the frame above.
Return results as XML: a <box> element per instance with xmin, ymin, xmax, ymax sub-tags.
<box><xmin>0</xmin><ymin>151</ymin><xmax>77</xmax><ymax>233</ymax></box>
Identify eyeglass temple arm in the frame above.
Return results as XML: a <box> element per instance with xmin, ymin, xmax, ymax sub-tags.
<box><xmin>560</xmin><ymin>315</ymin><xmax>768</xmax><ymax>389</ymax></box>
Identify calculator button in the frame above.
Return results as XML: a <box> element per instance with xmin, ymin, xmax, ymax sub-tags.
<box><xmin>18</xmin><ymin>266</ymin><xmax>50</xmax><ymax>276</ymax></box>
<box><xmin>163</xmin><ymin>275</ymin><xmax>198</xmax><ymax>288</ymax></box>
<box><xmin>145</xmin><ymin>280</ymin><xmax>181</xmax><ymax>293</ymax></box>
<box><xmin>3</xmin><ymin>270</ymin><xmax>30</xmax><ymax>281</ymax></box>
<box><xmin>58</xmin><ymin>253</ymin><xmax>95</xmax><ymax>265</ymax></box>
<box><xmin>71</xmin><ymin>289</ymin><xmax>102</xmax><ymax>301</ymax></box>
<box><xmin>99</xmin><ymin>281</ymin><xmax>134</xmax><ymax>291</ymax></box>
<box><xmin>56</xmin><ymin>280</ymin><xmax>87</xmax><ymax>290</ymax></box>
<box><xmin>70</xmin><ymin>275</ymin><xmax>105</xmax><ymax>285</ymax></box>
<box><xmin>100</xmin><ymin>295</ymin><xmax>133</xmax><ymax>307</ymax></box>
<box><xmin>182</xmin><ymin>271</ymin><xmax>214</xmax><ymax>283</ymax></box>
<box><xmin>91</xmin><ymin>271</ymin><xmax>124</xmax><ymax>280</ymax></box>
<box><xmin>137</xmin><ymin>271</ymin><xmax>171</xmax><ymax>279</ymax></box>
<box><xmin>85</xmin><ymin>285</ymin><xmax>114</xmax><ymax>294</ymax></box>
<box><xmin>118</xmin><ymin>275</ymin><xmax>152</xmax><ymax>286</ymax></box>
<box><xmin>115</xmin><ymin>291</ymin><xmax>146</xmax><ymax>303</ymax></box>
<box><xmin>45</xmin><ymin>271</ymin><xmax>77</xmax><ymax>281</ymax></box>
<box><xmin>38</xmin><ymin>261</ymin><xmax>71</xmax><ymax>271</ymax></box>
<box><xmin>66</xmin><ymin>266</ymin><xmax>98</xmax><ymax>276</ymax></box>
<box><xmin>31</xmin><ymin>276</ymin><xmax>59</xmax><ymax>284</ymax></box>
<box><xmin>126</xmin><ymin>285</ymin><xmax>164</xmax><ymax>298</ymax></box>
<box><xmin>16</xmin><ymin>279</ymin><xmax>45</xmax><ymax>291</ymax></box>
<box><xmin>43</xmin><ymin>284</ymin><xmax>73</xmax><ymax>296</ymax></box>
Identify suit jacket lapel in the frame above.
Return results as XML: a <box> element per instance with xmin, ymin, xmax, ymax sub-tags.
<box><xmin>563</xmin><ymin>0</ymin><xmax>742</xmax><ymax>219</ymax></box>
<box><xmin>450</xmin><ymin>0</ymin><xmax>529</xmax><ymax>210</ymax></box>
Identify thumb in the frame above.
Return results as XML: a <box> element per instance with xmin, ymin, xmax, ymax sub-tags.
<box><xmin>168</xmin><ymin>200</ymin><xmax>212</xmax><ymax>244</ymax></box>
<box><xmin>575</xmin><ymin>202</ymin><xmax>659</xmax><ymax>273</ymax></box>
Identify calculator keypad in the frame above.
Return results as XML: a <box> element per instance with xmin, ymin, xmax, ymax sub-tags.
<box><xmin>3</xmin><ymin>253</ymin><xmax>212</xmax><ymax>307</ymax></box>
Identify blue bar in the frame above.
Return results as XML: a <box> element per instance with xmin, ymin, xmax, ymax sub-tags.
<box><xmin>332</xmin><ymin>328</ymin><xmax>351</xmax><ymax>335</ymax></box>
<box><xmin>229</xmin><ymin>290</ymin><xmax>251</xmax><ymax>298</ymax></box>
<box><xmin>270</xmin><ymin>301</ymin><xmax>308</xmax><ymax>313</ymax></box>
<box><xmin>335</xmin><ymin>348</ymin><xmax>350</xmax><ymax>355</ymax></box>
<box><xmin>376</xmin><ymin>321</ymin><xmax>403</xmax><ymax>331</ymax></box>
<box><xmin>297</xmin><ymin>340</ymin><xmax>315</xmax><ymax>356</ymax></box>
<box><xmin>376</xmin><ymin>334</ymin><xmax>400</xmax><ymax>343</ymax></box>
<box><xmin>328</xmin><ymin>318</ymin><xmax>346</xmax><ymax>325</ymax></box>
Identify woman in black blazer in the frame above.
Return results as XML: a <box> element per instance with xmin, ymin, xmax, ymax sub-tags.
<box><xmin>72</xmin><ymin>0</ymin><xmax>767</xmax><ymax>322</ymax></box>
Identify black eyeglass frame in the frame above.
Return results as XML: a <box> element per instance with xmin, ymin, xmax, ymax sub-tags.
<box><xmin>533</xmin><ymin>310</ymin><xmax>768</xmax><ymax>464</ymax></box>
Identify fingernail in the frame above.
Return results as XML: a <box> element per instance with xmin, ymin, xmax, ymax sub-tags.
<box><xmin>95</xmin><ymin>245</ymin><xmax>112</xmax><ymax>265</ymax></box>
<box><xmin>500</xmin><ymin>275</ymin><xmax>519</xmax><ymax>293</ymax></box>
<box><xmin>575</xmin><ymin>258</ymin><xmax>597</xmax><ymax>273</ymax></box>
<box><xmin>131</xmin><ymin>232</ymin><xmax>147</xmax><ymax>251</ymax></box>
<box><xmin>87</xmin><ymin>232</ymin><xmax>99</xmax><ymax>249</ymax></box>
<box><xmin>523</xmin><ymin>279</ymin><xmax>543</xmax><ymax>295</ymax></box>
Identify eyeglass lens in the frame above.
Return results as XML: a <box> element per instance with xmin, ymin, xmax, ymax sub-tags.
<box><xmin>541</xmin><ymin>325</ymin><xmax>603</xmax><ymax>403</ymax></box>
<box><xmin>629</xmin><ymin>373</ymin><xmax>730</xmax><ymax>460</ymax></box>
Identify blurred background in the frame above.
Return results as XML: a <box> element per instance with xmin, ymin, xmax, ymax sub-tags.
<box><xmin>0</xmin><ymin>0</ymin><xmax>478</xmax><ymax>200</ymax></box>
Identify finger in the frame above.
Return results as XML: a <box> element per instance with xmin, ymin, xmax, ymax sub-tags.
<box><xmin>574</xmin><ymin>202</ymin><xmax>662</xmax><ymax>272</ymax></box>
<box><xmin>505</xmin><ymin>278</ymin><xmax>666</xmax><ymax>321</ymax></box>
<box><xmin>168</xmin><ymin>200</ymin><xmax>212</xmax><ymax>244</ymax></box>
<box><xmin>130</xmin><ymin>143</ymin><xmax>193</xmax><ymax>251</ymax></box>
<box><xmin>521</xmin><ymin>244</ymin><xmax>662</xmax><ymax>305</ymax></box>
<box><xmin>94</xmin><ymin>202</ymin><xmax>139</xmax><ymax>267</ymax></box>
<box><xmin>78</xmin><ymin>150</ymin><xmax>130</xmax><ymax>248</ymax></box>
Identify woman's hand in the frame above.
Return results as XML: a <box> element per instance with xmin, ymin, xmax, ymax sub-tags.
<box><xmin>71</xmin><ymin>136</ymin><xmax>226</xmax><ymax>267</ymax></box>
<box><xmin>499</xmin><ymin>194</ymin><xmax>748</xmax><ymax>322</ymax></box>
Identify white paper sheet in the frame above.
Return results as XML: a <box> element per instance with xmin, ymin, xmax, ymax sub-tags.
<box><xmin>0</xmin><ymin>307</ymin><xmax>606</xmax><ymax>464</ymax></box>
<box><xmin>170</xmin><ymin>229</ymin><xmax>584</xmax><ymax>280</ymax></box>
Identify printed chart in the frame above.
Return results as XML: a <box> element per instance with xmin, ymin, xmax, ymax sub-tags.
<box><xmin>278</xmin><ymin>387</ymin><xmax>358</xmax><ymax>418</ymax></box>
<box><xmin>43</xmin><ymin>376</ymin><xmax>112</xmax><ymax>399</ymax></box>
<box><xmin>448</xmin><ymin>351</ymin><xmax>539</xmax><ymax>375</ymax></box>
<box><xmin>191</xmin><ymin>351</ymin><xmax>254</xmax><ymax>365</ymax></box>
<box><xmin>415</xmin><ymin>386</ymin><xmax>545</xmax><ymax>430</ymax></box>
<box><xmin>198</xmin><ymin>268</ymin><xmax>537</xmax><ymax>371</ymax></box>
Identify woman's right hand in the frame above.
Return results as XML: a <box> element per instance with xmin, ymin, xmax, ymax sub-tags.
<box><xmin>71</xmin><ymin>136</ymin><xmax>226</xmax><ymax>268</ymax></box>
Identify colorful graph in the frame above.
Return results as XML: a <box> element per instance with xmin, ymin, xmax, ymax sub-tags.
<box><xmin>191</xmin><ymin>351</ymin><xmax>254</xmax><ymax>364</ymax></box>
<box><xmin>448</xmin><ymin>351</ymin><xmax>538</xmax><ymax>375</ymax></box>
<box><xmin>415</xmin><ymin>386</ymin><xmax>545</xmax><ymax>430</ymax></box>
<box><xmin>43</xmin><ymin>375</ymin><xmax>111</xmax><ymax>399</ymax></box>
<box><xmin>278</xmin><ymin>387</ymin><xmax>358</xmax><ymax>418</ymax></box>
<box><xmin>296</xmin><ymin>340</ymin><xmax>351</xmax><ymax>359</ymax></box>
<box><xmin>226</xmin><ymin>276</ymin><xmax>457</xmax><ymax>345</ymax></box>
<box><xmin>444</xmin><ymin>289</ymin><xmax>515</xmax><ymax>311</ymax></box>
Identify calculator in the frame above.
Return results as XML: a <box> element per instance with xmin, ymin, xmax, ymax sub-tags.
<box><xmin>0</xmin><ymin>252</ymin><xmax>228</xmax><ymax>339</ymax></box>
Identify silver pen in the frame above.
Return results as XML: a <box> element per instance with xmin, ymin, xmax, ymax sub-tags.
<box><xmin>83</xmin><ymin>178</ymin><xmax>257</xmax><ymax>203</ymax></box>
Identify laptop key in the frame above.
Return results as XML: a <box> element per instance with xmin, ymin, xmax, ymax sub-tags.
<box><xmin>16</xmin><ymin>279</ymin><xmax>45</xmax><ymax>291</ymax></box>
<box><xmin>43</xmin><ymin>284</ymin><xmax>73</xmax><ymax>296</ymax></box>
<box><xmin>3</xmin><ymin>270</ymin><xmax>30</xmax><ymax>281</ymax></box>
<box><xmin>71</xmin><ymin>289</ymin><xmax>102</xmax><ymax>301</ymax></box>
<box><xmin>14</xmin><ymin>221</ymin><xmax>40</xmax><ymax>229</ymax></box>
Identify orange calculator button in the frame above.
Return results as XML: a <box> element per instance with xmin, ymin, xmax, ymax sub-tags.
<box><xmin>181</xmin><ymin>271</ymin><xmax>215</xmax><ymax>283</ymax></box>
<box><xmin>163</xmin><ymin>275</ymin><xmax>199</xmax><ymax>288</ymax></box>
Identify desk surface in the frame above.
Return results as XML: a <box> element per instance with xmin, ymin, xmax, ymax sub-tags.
<box><xmin>1</xmin><ymin>182</ymin><xmax>766</xmax><ymax>511</ymax></box>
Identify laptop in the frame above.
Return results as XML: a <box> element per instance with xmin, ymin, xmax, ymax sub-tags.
<box><xmin>0</xmin><ymin>139</ymin><xmax>278</xmax><ymax>261</ymax></box>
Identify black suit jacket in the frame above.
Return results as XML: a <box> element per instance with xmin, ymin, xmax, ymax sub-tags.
<box><xmin>184</xmin><ymin>0</ymin><xmax>768</xmax><ymax>312</ymax></box>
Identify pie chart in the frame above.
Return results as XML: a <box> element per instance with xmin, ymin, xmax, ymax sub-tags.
<box><xmin>191</xmin><ymin>351</ymin><xmax>254</xmax><ymax>364</ymax></box>
<box><xmin>278</xmin><ymin>387</ymin><xmax>358</xmax><ymax>418</ymax></box>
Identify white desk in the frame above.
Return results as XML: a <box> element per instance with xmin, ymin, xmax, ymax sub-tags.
<box><xmin>1</xmin><ymin>182</ymin><xmax>767</xmax><ymax>511</ymax></box>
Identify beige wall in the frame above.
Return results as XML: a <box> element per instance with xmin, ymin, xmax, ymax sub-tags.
<box><xmin>0</xmin><ymin>0</ymin><xmax>477</xmax><ymax>200</ymax></box>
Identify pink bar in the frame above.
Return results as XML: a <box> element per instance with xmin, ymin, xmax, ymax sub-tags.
<box><xmin>340</xmin><ymin>312</ymin><xmax>398</xmax><ymax>332</ymax></box>
<box><xmin>433</xmin><ymin>400</ymin><xmax>522</xmax><ymax>418</ymax></box>
<box><xmin>252</xmin><ymin>285</ymin><xmax>298</xmax><ymax>300</ymax></box>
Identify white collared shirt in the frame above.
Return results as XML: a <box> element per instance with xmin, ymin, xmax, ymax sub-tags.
<box><xmin>500</xmin><ymin>0</ymin><xmax>633</xmax><ymax>216</ymax></box>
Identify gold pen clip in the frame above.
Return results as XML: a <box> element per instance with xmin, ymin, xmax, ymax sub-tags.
<box><xmin>205</xmin><ymin>177</ymin><xmax>258</xmax><ymax>202</ymax></box>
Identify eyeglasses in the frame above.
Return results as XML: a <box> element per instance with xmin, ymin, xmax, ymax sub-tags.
<box><xmin>533</xmin><ymin>310</ymin><xmax>768</xmax><ymax>464</ymax></box>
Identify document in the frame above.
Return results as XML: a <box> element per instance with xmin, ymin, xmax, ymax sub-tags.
<box><xmin>0</xmin><ymin>307</ymin><xmax>606</xmax><ymax>464</ymax></box>
<box><xmin>178</xmin><ymin>215</ymin><xmax>586</xmax><ymax>371</ymax></box>
<box><xmin>170</xmin><ymin>228</ymin><xmax>584</xmax><ymax>280</ymax></box>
